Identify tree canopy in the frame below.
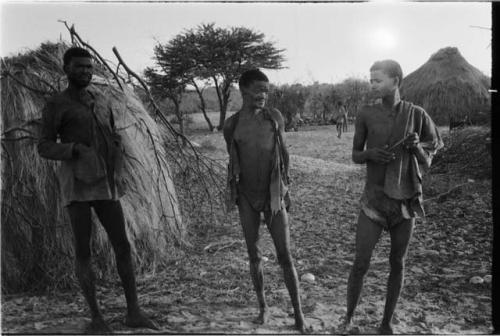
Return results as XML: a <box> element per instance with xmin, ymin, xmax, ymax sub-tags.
<box><xmin>147</xmin><ymin>23</ymin><xmax>286</xmax><ymax>130</ymax></box>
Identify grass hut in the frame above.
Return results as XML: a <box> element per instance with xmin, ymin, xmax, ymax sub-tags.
<box><xmin>1</xmin><ymin>42</ymin><xmax>185</xmax><ymax>293</ymax></box>
<box><xmin>400</xmin><ymin>47</ymin><xmax>490</xmax><ymax>126</ymax></box>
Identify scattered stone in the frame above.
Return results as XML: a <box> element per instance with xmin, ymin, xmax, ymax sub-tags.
<box><xmin>301</xmin><ymin>273</ymin><xmax>316</xmax><ymax>283</ymax></box>
<box><xmin>239</xmin><ymin>320</ymin><xmax>252</xmax><ymax>329</ymax></box>
<box><xmin>167</xmin><ymin>315</ymin><xmax>186</xmax><ymax>323</ymax></box>
<box><xmin>483</xmin><ymin>275</ymin><xmax>492</xmax><ymax>284</ymax></box>
<box><xmin>34</xmin><ymin>322</ymin><xmax>44</xmax><ymax>330</ymax></box>
<box><xmin>262</xmin><ymin>256</ymin><xmax>269</xmax><ymax>262</ymax></box>
<box><xmin>469</xmin><ymin>276</ymin><xmax>484</xmax><ymax>284</ymax></box>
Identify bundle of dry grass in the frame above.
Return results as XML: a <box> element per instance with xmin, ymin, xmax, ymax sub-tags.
<box><xmin>1</xmin><ymin>42</ymin><xmax>186</xmax><ymax>293</ymax></box>
<box><xmin>401</xmin><ymin>47</ymin><xmax>490</xmax><ymax>126</ymax></box>
<box><xmin>431</xmin><ymin>127</ymin><xmax>491</xmax><ymax>179</ymax></box>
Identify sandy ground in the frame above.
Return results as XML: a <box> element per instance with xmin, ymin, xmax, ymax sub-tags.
<box><xmin>2</xmin><ymin>122</ymin><xmax>492</xmax><ymax>334</ymax></box>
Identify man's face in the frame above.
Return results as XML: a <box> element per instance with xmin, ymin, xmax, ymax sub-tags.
<box><xmin>64</xmin><ymin>56</ymin><xmax>93</xmax><ymax>88</ymax></box>
<box><xmin>241</xmin><ymin>80</ymin><xmax>269</xmax><ymax>109</ymax></box>
<box><xmin>369</xmin><ymin>69</ymin><xmax>398</xmax><ymax>99</ymax></box>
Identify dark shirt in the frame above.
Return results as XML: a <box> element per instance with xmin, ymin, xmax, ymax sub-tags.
<box><xmin>38</xmin><ymin>87</ymin><xmax>124</xmax><ymax>206</ymax></box>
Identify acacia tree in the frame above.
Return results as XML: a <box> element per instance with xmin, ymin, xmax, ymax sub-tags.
<box><xmin>152</xmin><ymin>23</ymin><xmax>286</xmax><ymax>130</ymax></box>
<box><xmin>144</xmin><ymin>35</ymin><xmax>194</xmax><ymax>135</ymax></box>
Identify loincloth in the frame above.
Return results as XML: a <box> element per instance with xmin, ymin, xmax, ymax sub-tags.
<box><xmin>360</xmin><ymin>185</ymin><xmax>412</xmax><ymax>230</ymax></box>
<box><xmin>237</xmin><ymin>187</ymin><xmax>286</xmax><ymax>215</ymax></box>
<box><xmin>238</xmin><ymin>188</ymin><xmax>270</xmax><ymax>213</ymax></box>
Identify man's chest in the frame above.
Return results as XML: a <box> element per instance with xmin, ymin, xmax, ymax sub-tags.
<box><xmin>364</xmin><ymin>110</ymin><xmax>397</xmax><ymax>146</ymax></box>
<box><xmin>59</xmin><ymin>97</ymin><xmax>112</xmax><ymax>131</ymax></box>
<box><xmin>59</xmin><ymin>100</ymin><xmax>94</xmax><ymax>128</ymax></box>
<box><xmin>233</xmin><ymin>115</ymin><xmax>275</xmax><ymax>150</ymax></box>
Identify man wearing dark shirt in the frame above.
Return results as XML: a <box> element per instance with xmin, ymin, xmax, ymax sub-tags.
<box><xmin>38</xmin><ymin>47</ymin><xmax>157</xmax><ymax>333</ymax></box>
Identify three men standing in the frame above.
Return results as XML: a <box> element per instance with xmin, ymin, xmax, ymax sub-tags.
<box><xmin>38</xmin><ymin>47</ymin><xmax>442</xmax><ymax>334</ymax></box>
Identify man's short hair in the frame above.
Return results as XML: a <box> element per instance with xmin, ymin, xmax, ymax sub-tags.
<box><xmin>63</xmin><ymin>47</ymin><xmax>92</xmax><ymax>67</ymax></box>
<box><xmin>370</xmin><ymin>60</ymin><xmax>403</xmax><ymax>87</ymax></box>
<box><xmin>239</xmin><ymin>69</ymin><xmax>269</xmax><ymax>89</ymax></box>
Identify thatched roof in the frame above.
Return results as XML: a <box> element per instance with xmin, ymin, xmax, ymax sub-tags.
<box><xmin>400</xmin><ymin>47</ymin><xmax>490</xmax><ymax>126</ymax></box>
<box><xmin>1</xmin><ymin>42</ymin><xmax>185</xmax><ymax>293</ymax></box>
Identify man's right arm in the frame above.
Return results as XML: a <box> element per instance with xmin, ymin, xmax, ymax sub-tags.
<box><xmin>352</xmin><ymin>111</ymin><xmax>369</xmax><ymax>164</ymax></box>
<box><xmin>37</xmin><ymin>101</ymin><xmax>77</xmax><ymax>161</ymax></box>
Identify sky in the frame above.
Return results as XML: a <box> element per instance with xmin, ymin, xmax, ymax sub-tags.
<box><xmin>0</xmin><ymin>1</ymin><xmax>492</xmax><ymax>85</ymax></box>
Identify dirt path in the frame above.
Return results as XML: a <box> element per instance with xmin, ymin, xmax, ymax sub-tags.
<box><xmin>2</xmin><ymin>127</ymin><xmax>492</xmax><ymax>334</ymax></box>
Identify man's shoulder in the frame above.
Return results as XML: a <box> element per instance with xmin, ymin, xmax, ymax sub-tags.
<box><xmin>223</xmin><ymin>112</ymin><xmax>240</xmax><ymax>134</ymax></box>
<box><xmin>43</xmin><ymin>91</ymin><xmax>70</xmax><ymax>110</ymax></box>
<box><xmin>46</xmin><ymin>91</ymin><xmax>67</xmax><ymax>103</ymax></box>
<box><xmin>266</xmin><ymin>107</ymin><xmax>284</xmax><ymax>124</ymax></box>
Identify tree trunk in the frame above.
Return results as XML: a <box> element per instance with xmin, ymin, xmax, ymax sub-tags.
<box><xmin>212</xmin><ymin>77</ymin><xmax>225</xmax><ymax>131</ymax></box>
<box><xmin>218</xmin><ymin>81</ymin><xmax>233</xmax><ymax>130</ymax></box>
<box><xmin>192</xmin><ymin>82</ymin><xmax>214</xmax><ymax>131</ymax></box>
<box><xmin>172</xmin><ymin>98</ymin><xmax>187</xmax><ymax>146</ymax></box>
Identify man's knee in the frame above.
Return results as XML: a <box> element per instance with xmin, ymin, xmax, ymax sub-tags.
<box><xmin>352</xmin><ymin>258</ymin><xmax>371</xmax><ymax>277</ymax></box>
<box><xmin>277</xmin><ymin>252</ymin><xmax>293</xmax><ymax>268</ymax></box>
<box><xmin>112</xmin><ymin>238</ymin><xmax>131</xmax><ymax>258</ymax></box>
<box><xmin>247</xmin><ymin>245</ymin><xmax>262</xmax><ymax>264</ymax></box>
<box><xmin>389</xmin><ymin>254</ymin><xmax>405</xmax><ymax>273</ymax></box>
<box><xmin>74</xmin><ymin>243</ymin><xmax>92</xmax><ymax>262</ymax></box>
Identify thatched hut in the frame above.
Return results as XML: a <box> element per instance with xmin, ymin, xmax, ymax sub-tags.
<box><xmin>400</xmin><ymin>47</ymin><xmax>490</xmax><ymax>126</ymax></box>
<box><xmin>1</xmin><ymin>42</ymin><xmax>185</xmax><ymax>293</ymax></box>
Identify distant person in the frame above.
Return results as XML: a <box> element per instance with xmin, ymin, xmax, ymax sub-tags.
<box><xmin>341</xmin><ymin>60</ymin><xmax>443</xmax><ymax>334</ymax></box>
<box><xmin>223</xmin><ymin>69</ymin><xmax>307</xmax><ymax>332</ymax></box>
<box><xmin>342</xmin><ymin>104</ymin><xmax>349</xmax><ymax>133</ymax></box>
<box><xmin>38</xmin><ymin>47</ymin><xmax>158</xmax><ymax>333</ymax></box>
<box><xmin>336</xmin><ymin>101</ymin><xmax>348</xmax><ymax>138</ymax></box>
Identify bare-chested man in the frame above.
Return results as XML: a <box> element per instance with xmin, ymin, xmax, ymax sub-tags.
<box><xmin>341</xmin><ymin>60</ymin><xmax>443</xmax><ymax>334</ymax></box>
<box><xmin>223</xmin><ymin>69</ymin><xmax>306</xmax><ymax>332</ymax></box>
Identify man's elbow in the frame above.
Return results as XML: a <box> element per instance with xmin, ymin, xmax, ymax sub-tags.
<box><xmin>352</xmin><ymin>152</ymin><xmax>364</xmax><ymax>164</ymax></box>
<box><xmin>37</xmin><ymin>141</ymin><xmax>49</xmax><ymax>159</ymax></box>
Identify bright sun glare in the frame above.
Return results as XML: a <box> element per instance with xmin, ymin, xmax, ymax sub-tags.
<box><xmin>370</xmin><ymin>28</ymin><xmax>397</xmax><ymax>50</ymax></box>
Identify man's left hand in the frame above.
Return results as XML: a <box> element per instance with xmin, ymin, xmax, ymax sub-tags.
<box><xmin>404</xmin><ymin>132</ymin><xmax>420</xmax><ymax>151</ymax></box>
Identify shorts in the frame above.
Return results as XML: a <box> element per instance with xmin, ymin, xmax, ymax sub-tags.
<box><xmin>360</xmin><ymin>185</ymin><xmax>412</xmax><ymax>231</ymax></box>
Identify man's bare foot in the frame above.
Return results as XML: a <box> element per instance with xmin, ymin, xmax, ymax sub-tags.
<box><xmin>124</xmin><ymin>310</ymin><xmax>159</xmax><ymax>330</ymax></box>
<box><xmin>294</xmin><ymin>313</ymin><xmax>309</xmax><ymax>333</ymax></box>
<box><xmin>253</xmin><ymin>309</ymin><xmax>270</xmax><ymax>325</ymax></box>
<box><xmin>378</xmin><ymin>323</ymin><xmax>393</xmax><ymax>335</ymax></box>
<box><xmin>337</xmin><ymin>316</ymin><xmax>355</xmax><ymax>334</ymax></box>
<box><xmin>85</xmin><ymin>315</ymin><xmax>112</xmax><ymax>334</ymax></box>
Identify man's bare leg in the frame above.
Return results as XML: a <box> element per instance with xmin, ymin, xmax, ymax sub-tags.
<box><xmin>379</xmin><ymin>218</ymin><xmax>414</xmax><ymax>335</ymax></box>
<box><xmin>265</xmin><ymin>209</ymin><xmax>306</xmax><ymax>332</ymax></box>
<box><xmin>343</xmin><ymin>211</ymin><xmax>383</xmax><ymax>330</ymax></box>
<box><xmin>68</xmin><ymin>202</ymin><xmax>111</xmax><ymax>334</ymax></box>
<box><xmin>238</xmin><ymin>195</ymin><xmax>269</xmax><ymax>324</ymax></box>
<box><xmin>94</xmin><ymin>201</ymin><xmax>158</xmax><ymax>330</ymax></box>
